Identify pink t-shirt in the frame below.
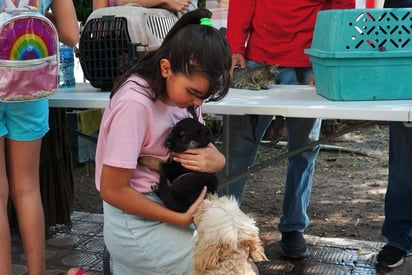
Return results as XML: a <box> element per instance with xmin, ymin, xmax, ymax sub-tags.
<box><xmin>95</xmin><ymin>75</ymin><xmax>202</xmax><ymax>193</ymax></box>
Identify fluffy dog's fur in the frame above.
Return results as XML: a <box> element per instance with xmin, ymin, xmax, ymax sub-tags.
<box><xmin>191</xmin><ymin>195</ymin><xmax>268</xmax><ymax>275</ymax></box>
<box><xmin>138</xmin><ymin>118</ymin><xmax>219</xmax><ymax>212</ymax></box>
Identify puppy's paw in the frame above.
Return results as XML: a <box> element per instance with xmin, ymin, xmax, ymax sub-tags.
<box><xmin>151</xmin><ymin>183</ymin><xmax>159</xmax><ymax>192</ymax></box>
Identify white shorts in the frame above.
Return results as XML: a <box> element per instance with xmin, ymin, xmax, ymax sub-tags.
<box><xmin>103</xmin><ymin>193</ymin><xmax>194</xmax><ymax>275</ymax></box>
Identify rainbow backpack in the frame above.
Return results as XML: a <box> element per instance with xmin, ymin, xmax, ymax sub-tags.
<box><xmin>0</xmin><ymin>0</ymin><xmax>59</xmax><ymax>102</ymax></box>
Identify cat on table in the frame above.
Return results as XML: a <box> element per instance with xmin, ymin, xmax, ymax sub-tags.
<box><xmin>230</xmin><ymin>63</ymin><xmax>278</xmax><ymax>90</ymax></box>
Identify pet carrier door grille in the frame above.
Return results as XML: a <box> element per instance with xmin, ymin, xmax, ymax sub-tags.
<box><xmin>146</xmin><ymin>15</ymin><xmax>177</xmax><ymax>40</ymax></box>
<box><xmin>350</xmin><ymin>10</ymin><xmax>412</xmax><ymax>50</ymax></box>
<box><xmin>79</xmin><ymin>6</ymin><xmax>178</xmax><ymax>90</ymax></box>
<box><xmin>80</xmin><ymin>16</ymin><xmax>133</xmax><ymax>90</ymax></box>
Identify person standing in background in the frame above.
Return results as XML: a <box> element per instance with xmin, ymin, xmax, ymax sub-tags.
<box><xmin>0</xmin><ymin>0</ymin><xmax>79</xmax><ymax>273</ymax></box>
<box><xmin>93</xmin><ymin>0</ymin><xmax>197</xmax><ymax>15</ymax></box>
<box><xmin>375</xmin><ymin>0</ymin><xmax>412</xmax><ymax>269</ymax></box>
<box><xmin>223</xmin><ymin>0</ymin><xmax>355</xmax><ymax>259</ymax></box>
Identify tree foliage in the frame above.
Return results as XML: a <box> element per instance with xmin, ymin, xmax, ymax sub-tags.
<box><xmin>73</xmin><ymin>0</ymin><xmax>93</xmax><ymax>24</ymax></box>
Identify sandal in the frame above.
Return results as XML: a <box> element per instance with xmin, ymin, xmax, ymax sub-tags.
<box><xmin>67</xmin><ymin>267</ymin><xmax>88</xmax><ymax>275</ymax></box>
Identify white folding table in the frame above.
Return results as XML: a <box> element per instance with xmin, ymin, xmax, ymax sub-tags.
<box><xmin>49</xmin><ymin>83</ymin><xmax>412</xmax><ymax>122</ymax></box>
<box><xmin>48</xmin><ymin>83</ymin><xmax>412</xmax><ymax>190</ymax></box>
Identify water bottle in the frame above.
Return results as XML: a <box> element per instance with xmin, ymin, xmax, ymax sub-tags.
<box><xmin>58</xmin><ymin>43</ymin><xmax>76</xmax><ymax>88</ymax></box>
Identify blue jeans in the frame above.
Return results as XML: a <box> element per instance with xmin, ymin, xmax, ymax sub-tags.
<box><xmin>219</xmin><ymin>65</ymin><xmax>321</xmax><ymax>233</ymax></box>
<box><xmin>382</xmin><ymin>122</ymin><xmax>412</xmax><ymax>253</ymax></box>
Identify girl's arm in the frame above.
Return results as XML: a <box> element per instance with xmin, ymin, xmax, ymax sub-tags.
<box><xmin>93</xmin><ymin>0</ymin><xmax>109</xmax><ymax>10</ymax></box>
<box><xmin>99</xmin><ymin>164</ymin><xmax>206</xmax><ymax>227</ymax></box>
<box><xmin>93</xmin><ymin>0</ymin><xmax>192</xmax><ymax>12</ymax></box>
<box><xmin>48</xmin><ymin>0</ymin><xmax>80</xmax><ymax>46</ymax></box>
<box><xmin>171</xmin><ymin>143</ymin><xmax>226</xmax><ymax>173</ymax></box>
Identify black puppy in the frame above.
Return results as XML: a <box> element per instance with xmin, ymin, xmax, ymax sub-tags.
<box><xmin>139</xmin><ymin>118</ymin><xmax>219</xmax><ymax>212</ymax></box>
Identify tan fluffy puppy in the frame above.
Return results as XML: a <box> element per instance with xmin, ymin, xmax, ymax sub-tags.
<box><xmin>191</xmin><ymin>195</ymin><xmax>267</xmax><ymax>274</ymax></box>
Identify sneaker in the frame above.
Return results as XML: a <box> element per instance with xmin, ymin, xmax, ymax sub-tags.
<box><xmin>376</xmin><ymin>245</ymin><xmax>406</xmax><ymax>268</ymax></box>
<box><xmin>280</xmin><ymin>231</ymin><xmax>308</xmax><ymax>259</ymax></box>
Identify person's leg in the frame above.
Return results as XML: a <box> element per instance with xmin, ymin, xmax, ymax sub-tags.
<box><xmin>0</xmin><ymin>137</ymin><xmax>12</xmax><ymax>274</ymax></box>
<box><xmin>7</xmin><ymin>138</ymin><xmax>46</xmax><ymax>275</ymax></box>
<box><xmin>276</xmin><ymin>68</ymin><xmax>321</xmax><ymax>258</ymax></box>
<box><xmin>5</xmin><ymin>100</ymin><xmax>48</xmax><ymax>274</ymax></box>
<box><xmin>383</xmin><ymin>122</ymin><xmax>412</xmax><ymax>250</ymax></box>
<box><xmin>279</xmin><ymin>117</ymin><xmax>320</xmax><ymax>231</ymax></box>
<box><xmin>218</xmin><ymin>60</ymin><xmax>274</xmax><ymax>200</ymax></box>
<box><xmin>218</xmin><ymin>114</ymin><xmax>272</xmax><ymax>200</ymax></box>
<box><xmin>377</xmin><ymin>121</ymin><xmax>412</xmax><ymax>268</ymax></box>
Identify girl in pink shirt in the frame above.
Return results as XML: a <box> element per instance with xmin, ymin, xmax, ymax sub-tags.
<box><xmin>95</xmin><ymin>9</ymin><xmax>231</xmax><ymax>274</ymax></box>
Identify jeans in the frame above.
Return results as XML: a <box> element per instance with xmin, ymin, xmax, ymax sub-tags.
<box><xmin>219</xmin><ymin>65</ymin><xmax>321</xmax><ymax>232</ymax></box>
<box><xmin>382</xmin><ymin>122</ymin><xmax>412</xmax><ymax>253</ymax></box>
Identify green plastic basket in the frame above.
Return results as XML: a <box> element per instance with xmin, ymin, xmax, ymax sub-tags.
<box><xmin>305</xmin><ymin>8</ymin><xmax>412</xmax><ymax>101</ymax></box>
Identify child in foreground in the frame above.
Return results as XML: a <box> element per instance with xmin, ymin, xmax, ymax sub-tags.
<box><xmin>94</xmin><ymin>8</ymin><xmax>231</xmax><ymax>274</ymax></box>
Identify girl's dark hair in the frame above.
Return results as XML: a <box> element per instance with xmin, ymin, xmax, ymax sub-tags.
<box><xmin>111</xmin><ymin>8</ymin><xmax>231</xmax><ymax>102</ymax></box>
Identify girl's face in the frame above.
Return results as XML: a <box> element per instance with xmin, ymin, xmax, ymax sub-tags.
<box><xmin>160</xmin><ymin>59</ymin><xmax>210</xmax><ymax>108</ymax></box>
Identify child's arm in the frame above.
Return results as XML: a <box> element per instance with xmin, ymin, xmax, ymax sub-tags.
<box><xmin>93</xmin><ymin>0</ymin><xmax>109</xmax><ymax>10</ymax></box>
<box><xmin>48</xmin><ymin>0</ymin><xmax>80</xmax><ymax>47</ymax></box>
<box><xmin>171</xmin><ymin>143</ymin><xmax>226</xmax><ymax>173</ymax></box>
<box><xmin>99</xmin><ymin>164</ymin><xmax>206</xmax><ymax>227</ymax></box>
<box><xmin>116</xmin><ymin>0</ymin><xmax>192</xmax><ymax>12</ymax></box>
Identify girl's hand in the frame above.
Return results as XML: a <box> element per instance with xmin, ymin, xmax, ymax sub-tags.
<box><xmin>180</xmin><ymin>186</ymin><xmax>207</xmax><ymax>226</ymax></box>
<box><xmin>310</xmin><ymin>74</ymin><xmax>315</xmax><ymax>86</ymax></box>
<box><xmin>161</xmin><ymin>0</ymin><xmax>191</xmax><ymax>12</ymax></box>
<box><xmin>171</xmin><ymin>143</ymin><xmax>225</xmax><ymax>173</ymax></box>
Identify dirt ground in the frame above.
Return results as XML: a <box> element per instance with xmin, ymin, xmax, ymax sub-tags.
<box><xmin>73</xmin><ymin>120</ymin><xmax>389</xmax><ymax>243</ymax></box>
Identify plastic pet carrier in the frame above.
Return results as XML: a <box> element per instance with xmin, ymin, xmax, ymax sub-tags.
<box><xmin>79</xmin><ymin>5</ymin><xmax>178</xmax><ymax>90</ymax></box>
<box><xmin>305</xmin><ymin>8</ymin><xmax>412</xmax><ymax>101</ymax></box>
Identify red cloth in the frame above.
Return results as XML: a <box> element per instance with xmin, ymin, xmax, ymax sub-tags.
<box><xmin>226</xmin><ymin>0</ymin><xmax>355</xmax><ymax>67</ymax></box>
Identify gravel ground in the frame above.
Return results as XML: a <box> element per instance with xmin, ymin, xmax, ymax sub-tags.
<box><xmin>73</xmin><ymin>121</ymin><xmax>389</xmax><ymax>242</ymax></box>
